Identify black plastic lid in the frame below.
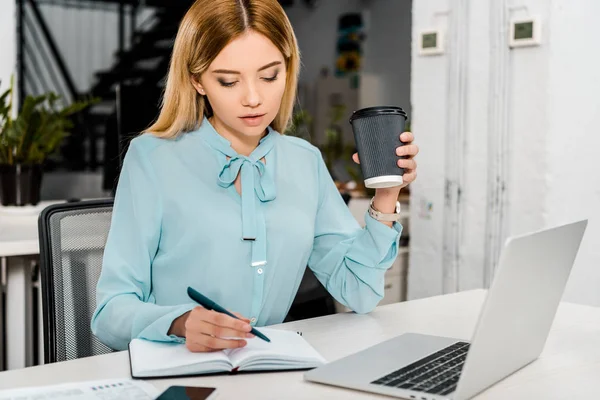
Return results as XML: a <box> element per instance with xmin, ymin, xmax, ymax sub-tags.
<box><xmin>349</xmin><ymin>106</ymin><xmax>407</xmax><ymax>123</ymax></box>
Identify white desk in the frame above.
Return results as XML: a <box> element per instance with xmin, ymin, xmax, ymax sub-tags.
<box><xmin>0</xmin><ymin>201</ymin><xmax>62</xmax><ymax>370</ymax></box>
<box><xmin>1</xmin><ymin>290</ymin><xmax>599</xmax><ymax>399</ymax></box>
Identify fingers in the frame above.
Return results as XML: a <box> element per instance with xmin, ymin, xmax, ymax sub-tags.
<box><xmin>186</xmin><ymin>342</ymin><xmax>217</xmax><ymax>352</ymax></box>
<box><xmin>207</xmin><ymin>311</ymin><xmax>252</xmax><ymax>333</ymax></box>
<box><xmin>401</xmin><ymin>169</ymin><xmax>417</xmax><ymax>185</ymax></box>
<box><xmin>400</xmin><ymin>131</ymin><xmax>413</xmax><ymax>143</ymax></box>
<box><xmin>396</xmin><ymin>144</ymin><xmax>419</xmax><ymax>157</ymax></box>
<box><xmin>396</xmin><ymin>138</ymin><xmax>418</xmax><ymax>185</ymax></box>
<box><xmin>185</xmin><ymin>307</ymin><xmax>253</xmax><ymax>352</ymax></box>
<box><xmin>397</xmin><ymin>158</ymin><xmax>417</xmax><ymax>170</ymax></box>
<box><xmin>198</xmin><ymin>320</ymin><xmax>255</xmax><ymax>339</ymax></box>
<box><xmin>353</xmin><ymin>135</ymin><xmax>417</xmax><ymax>171</ymax></box>
<box><xmin>186</xmin><ymin>333</ymin><xmax>248</xmax><ymax>352</ymax></box>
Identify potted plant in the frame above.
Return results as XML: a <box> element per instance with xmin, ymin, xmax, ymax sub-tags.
<box><xmin>284</xmin><ymin>108</ymin><xmax>313</xmax><ymax>140</ymax></box>
<box><xmin>0</xmin><ymin>77</ymin><xmax>94</xmax><ymax>206</ymax></box>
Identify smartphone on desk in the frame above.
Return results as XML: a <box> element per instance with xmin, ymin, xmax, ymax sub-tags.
<box><xmin>155</xmin><ymin>386</ymin><xmax>217</xmax><ymax>400</ymax></box>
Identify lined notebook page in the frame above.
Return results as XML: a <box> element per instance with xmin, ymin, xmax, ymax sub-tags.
<box><xmin>130</xmin><ymin>339</ymin><xmax>231</xmax><ymax>377</ymax></box>
<box><xmin>226</xmin><ymin>328</ymin><xmax>326</xmax><ymax>369</ymax></box>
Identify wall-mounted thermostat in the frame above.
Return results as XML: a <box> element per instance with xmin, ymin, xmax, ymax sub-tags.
<box><xmin>509</xmin><ymin>17</ymin><xmax>541</xmax><ymax>48</ymax></box>
<box><xmin>419</xmin><ymin>30</ymin><xmax>444</xmax><ymax>56</ymax></box>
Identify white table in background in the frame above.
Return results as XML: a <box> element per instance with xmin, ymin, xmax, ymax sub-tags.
<box><xmin>0</xmin><ymin>290</ymin><xmax>599</xmax><ymax>399</ymax></box>
<box><xmin>0</xmin><ymin>201</ymin><xmax>63</xmax><ymax>370</ymax></box>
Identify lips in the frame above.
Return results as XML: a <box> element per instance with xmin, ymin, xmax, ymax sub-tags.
<box><xmin>239</xmin><ymin>113</ymin><xmax>266</xmax><ymax>127</ymax></box>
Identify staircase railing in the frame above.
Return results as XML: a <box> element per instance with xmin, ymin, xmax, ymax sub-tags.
<box><xmin>16</xmin><ymin>0</ymin><xmax>140</xmax><ymax>170</ymax></box>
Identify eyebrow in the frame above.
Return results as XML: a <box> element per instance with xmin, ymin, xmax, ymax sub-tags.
<box><xmin>212</xmin><ymin>61</ymin><xmax>282</xmax><ymax>75</ymax></box>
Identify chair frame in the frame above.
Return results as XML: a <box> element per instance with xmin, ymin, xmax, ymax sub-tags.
<box><xmin>38</xmin><ymin>198</ymin><xmax>114</xmax><ymax>363</ymax></box>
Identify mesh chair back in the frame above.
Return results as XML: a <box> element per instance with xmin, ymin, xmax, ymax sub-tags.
<box><xmin>39</xmin><ymin>199</ymin><xmax>114</xmax><ymax>363</ymax></box>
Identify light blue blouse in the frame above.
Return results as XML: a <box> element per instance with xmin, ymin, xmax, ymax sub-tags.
<box><xmin>91</xmin><ymin>117</ymin><xmax>402</xmax><ymax>350</ymax></box>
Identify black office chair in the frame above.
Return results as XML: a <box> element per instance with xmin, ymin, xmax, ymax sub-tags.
<box><xmin>38</xmin><ymin>199</ymin><xmax>115</xmax><ymax>363</ymax></box>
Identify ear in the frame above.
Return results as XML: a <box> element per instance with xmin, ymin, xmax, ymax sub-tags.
<box><xmin>190</xmin><ymin>76</ymin><xmax>206</xmax><ymax>95</ymax></box>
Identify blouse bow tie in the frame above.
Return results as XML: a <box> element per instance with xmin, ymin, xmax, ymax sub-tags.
<box><xmin>199</xmin><ymin>118</ymin><xmax>275</xmax><ymax>323</ymax></box>
<box><xmin>215</xmin><ymin>137</ymin><xmax>276</xmax><ymax>241</ymax></box>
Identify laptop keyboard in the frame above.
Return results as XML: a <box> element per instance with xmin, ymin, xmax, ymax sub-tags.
<box><xmin>371</xmin><ymin>341</ymin><xmax>470</xmax><ymax>396</ymax></box>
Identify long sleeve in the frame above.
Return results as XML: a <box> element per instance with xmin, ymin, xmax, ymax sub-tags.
<box><xmin>91</xmin><ymin>137</ymin><xmax>195</xmax><ymax>351</ymax></box>
<box><xmin>308</xmin><ymin>152</ymin><xmax>402</xmax><ymax>314</ymax></box>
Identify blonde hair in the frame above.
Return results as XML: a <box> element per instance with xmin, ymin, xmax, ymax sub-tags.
<box><xmin>145</xmin><ymin>0</ymin><xmax>300</xmax><ymax>138</ymax></box>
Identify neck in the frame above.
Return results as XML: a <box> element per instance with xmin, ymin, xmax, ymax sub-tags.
<box><xmin>209</xmin><ymin>116</ymin><xmax>266</xmax><ymax>156</ymax></box>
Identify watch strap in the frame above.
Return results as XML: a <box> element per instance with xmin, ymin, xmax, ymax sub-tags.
<box><xmin>368</xmin><ymin>198</ymin><xmax>402</xmax><ymax>222</ymax></box>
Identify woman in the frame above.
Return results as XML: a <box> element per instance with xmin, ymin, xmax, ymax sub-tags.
<box><xmin>91</xmin><ymin>0</ymin><xmax>419</xmax><ymax>353</ymax></box>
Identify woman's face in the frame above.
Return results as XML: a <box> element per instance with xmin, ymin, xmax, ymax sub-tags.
<box><xmin>195</xmin><ymin>30</ymin><xmax>287</xmax><ymax>140</ymax></box>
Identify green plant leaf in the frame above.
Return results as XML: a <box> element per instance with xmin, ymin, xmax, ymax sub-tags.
<box><xmin>0</xmin><ymin>89</ymin><xmax>95</xmax><ymax>165</ymax></box>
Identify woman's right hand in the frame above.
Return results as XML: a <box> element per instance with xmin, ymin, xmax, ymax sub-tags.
<box><xmin>169</xmin><ymin>307</ymin><xmax>254</xmax><ymax>352</ymax></box>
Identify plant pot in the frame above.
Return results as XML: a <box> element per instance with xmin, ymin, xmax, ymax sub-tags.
<box><xmin>0</xmin><ymin>164</ymin><xmax>43</xmax><ymax>206</ymax></box>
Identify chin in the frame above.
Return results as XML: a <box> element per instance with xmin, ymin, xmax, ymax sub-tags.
<box><xmin>240</xmin><ymin>125</ymin><xmax>267</xmax><ymax>136</ymax></box>
<box><xmin>234</xmin><ymin>120</ymin><xmax>273</xmax><ymax>137</ymax></box>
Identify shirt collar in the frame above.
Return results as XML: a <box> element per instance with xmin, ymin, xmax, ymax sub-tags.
<box><xmin>198</xmin><ymin>116</ymin><xmax>277</xmax><ymax>159</ymax></box>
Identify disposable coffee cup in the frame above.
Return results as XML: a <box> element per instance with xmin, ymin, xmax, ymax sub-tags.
<box><xmin>349</xmin><ymin>106</ymin><xmax>408</xmax><ymax>189</ymax></box>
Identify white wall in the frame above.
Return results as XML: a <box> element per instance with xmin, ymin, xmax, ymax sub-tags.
<box><xmin>0</xmin><ymin>0</ymin><xmax>17</xmax><ymax>106</ymax></box>
<box><xmin>457</xmin><ymin>0</ymin><xmax>490</xmax><ymax>291</ymax></box>
<box><xmin>409</xmin><ymin>0</ymin><xmax>493</xmax><ymax>298</ymax></box>
<box><xmin>546</xmin><ymin>0</ymin><xmax>600</xmax><ymax>306</ymax></box>
<box><xmin>505</xmin><ymin>0</ymin><xmax>551</xmax><ymax>237</ymax></box>
<box><xmin>410</xmin><ymin>0</ymin><xmax>600</xmax><ymax>306</ymax></box>
<box><xmin>408</xmin><ymin>0</ymin><xmax>450</xmax><ymax>298</ymax></box>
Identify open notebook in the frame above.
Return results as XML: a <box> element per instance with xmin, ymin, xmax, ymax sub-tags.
<box><xmin>129</xmin><ymin>328</ymin><xmax>326</xmax><ymax>378</ymax></box>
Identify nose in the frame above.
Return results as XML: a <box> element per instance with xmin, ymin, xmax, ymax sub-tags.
<box><xmin>242</xmin><ymin>82</ymin><xmax>262</xmax><ymax>108</ymax></box>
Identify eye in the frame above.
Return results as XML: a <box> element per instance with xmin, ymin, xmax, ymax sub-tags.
<box><xmin>218</xmin><ymin>79</ymin><xmax>237</xmax><ymax>88</ymax></box>
<box><xmin>262</xmin><ymin>72</ymin><xmax>279</xmax><ymax>82</ymax></box>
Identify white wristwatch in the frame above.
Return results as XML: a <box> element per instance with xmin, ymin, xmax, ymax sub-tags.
<box><xmin>368</xmin><ymin>198</ymin><xmax>402</xmax><ymax>222</ymax></box>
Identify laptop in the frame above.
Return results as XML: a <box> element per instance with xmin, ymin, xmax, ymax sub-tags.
<box><xmin>304</xmin><ymin>220</ymin><xmax>587</xmax><ymax>400</ymax></box>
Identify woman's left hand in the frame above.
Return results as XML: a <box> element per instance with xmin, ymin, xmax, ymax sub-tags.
<box><xmin>352</xmin><ymin>131</ymin><xmax>419</xmax><ymax>193</ymax></box>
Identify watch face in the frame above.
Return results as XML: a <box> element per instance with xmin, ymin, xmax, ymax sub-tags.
<box><xmin>395</xmin><ymin>201</ymin><xmax>402</xmax><ymax>214</ymax></box>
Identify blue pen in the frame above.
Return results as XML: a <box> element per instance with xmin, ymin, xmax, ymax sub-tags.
<box><xmin>187</xmin><ymin>286</ymin><xmax>271</xmax><ymax>343</ymax></box>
